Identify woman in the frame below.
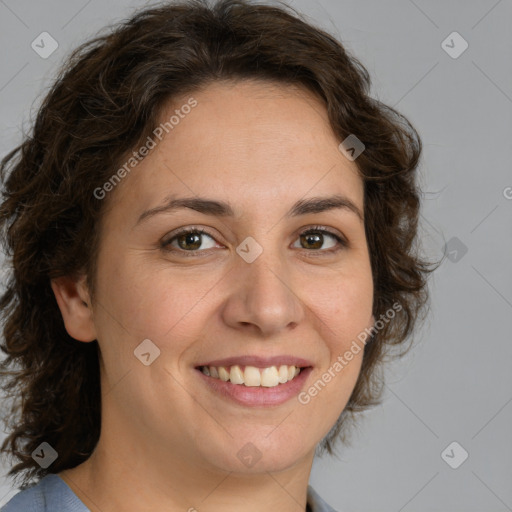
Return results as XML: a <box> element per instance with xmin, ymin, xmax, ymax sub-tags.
<box><xmin>0</xmin><ymin>0</ymin><xmax>435</xmax><ymax>510</ymax></box>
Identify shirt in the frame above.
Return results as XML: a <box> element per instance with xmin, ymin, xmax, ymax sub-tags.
<box><xmin>1</xmin><ymin>474</ymin><xmax>338</xmax><ymax>511</ymax></box>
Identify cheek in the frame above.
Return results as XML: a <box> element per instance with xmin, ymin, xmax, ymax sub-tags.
<box><xmin>94</xmin><ymin>252</ymin><xmax>222</xmax><ymax>353</ymax></box>
<box><xmin>291</xmin><ymin>265</ymin><xmax>371</xmax><ymax>424</ymax></box>
<box><xmin>305</xmin><ymin>265</ymin><xmax>374</xmax><ymax>348</ymax></box>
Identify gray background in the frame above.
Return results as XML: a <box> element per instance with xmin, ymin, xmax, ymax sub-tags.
<box><xmin>0</xmin><ymin>0</ymin><xmax>511</xmax><ymax>511</ymax></box>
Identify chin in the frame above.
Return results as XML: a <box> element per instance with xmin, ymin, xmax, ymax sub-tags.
<box><xmin>198</xmin><ymin>431</ymin><xmax>315</xmax><ymax>474</ymax></box>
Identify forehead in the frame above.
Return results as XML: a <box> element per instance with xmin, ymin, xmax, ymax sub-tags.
<box><xmin>107</xmin><ymin>80</ymin><xmax>364</xmax><ymax>224</ymax></box>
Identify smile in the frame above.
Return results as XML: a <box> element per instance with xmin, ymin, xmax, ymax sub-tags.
<box><xmin>199</xmin><ymin>364</ymin><xmax>302</xmax><ymax>388</ymax></box>
<box><xmin>195</xmin><ymin>364</ymin><xmax>313</xmax><ymax>407</ymax></box>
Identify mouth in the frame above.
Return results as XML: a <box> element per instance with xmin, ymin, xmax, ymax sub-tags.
<box><xmin>196</xmin><ymin>363</ymin><xmax>306</xmax><ymax>387</ymax></box>
<box><xmin>194</xmin><ymin>356</ymin><xmax>313</xmax><ymax>407</ymax></box>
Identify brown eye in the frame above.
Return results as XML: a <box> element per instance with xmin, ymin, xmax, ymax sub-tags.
<box><xmin>176</xmin><ymin>232</ymin><xmax>202</xmax><ymax>250</ymax></box>
<box><xmin>300</xmin><ymin>232</ymin><xmax>323</xmax><ymax>250</ymax></box>
<box><xmin>162</xmin><ymin>228</ymin><xmax>218</xmax><ymax>253</ymax></box>
<box><xmin>293</xmin><ymin>227</ymin><xmax>347</xmax><ymax>253</ymax></box>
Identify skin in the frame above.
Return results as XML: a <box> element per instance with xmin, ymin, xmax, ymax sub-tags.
<box><xmin>51</xmin><ymin>79</ymin><xmax>375</xmax><ymax>512</ymax></box>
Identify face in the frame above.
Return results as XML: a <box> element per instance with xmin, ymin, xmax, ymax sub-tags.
<box><xmin>66</xmin><ymin>80</ymin><xmax>374</xmax><ymax>475</ymax></box>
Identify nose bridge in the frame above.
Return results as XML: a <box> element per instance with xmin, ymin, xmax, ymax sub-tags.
<box><xmin>222</xmin><ymin>239</ymin><xmax>304</xmax><ymax>335</ymax></box>
<box><xmin>246</xmin><ymin>254</ymin><xmax>290</xmax><ymax>308</ymax></box>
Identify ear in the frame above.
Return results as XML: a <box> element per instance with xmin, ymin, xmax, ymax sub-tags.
<box><xmin>50</xmin><ymin>274</ymin><xmax>97</xmax><ymax>342</ymax></box>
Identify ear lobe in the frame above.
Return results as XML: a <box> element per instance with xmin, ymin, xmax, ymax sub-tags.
<box><xmin>50</xmin><ymin>274</ymin><xmax>97</xmax><ymax>342</ymax></box>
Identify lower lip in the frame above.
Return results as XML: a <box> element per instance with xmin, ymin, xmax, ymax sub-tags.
<box><xmin>195</xmin><ymin>367</ymin><xmax>313</xmax><ymax>407</ymax></box>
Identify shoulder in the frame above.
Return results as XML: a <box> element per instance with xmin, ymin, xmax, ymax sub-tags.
<box><xmin>2</xmin><ymin>477</ymin><xmax>336</xmax><ymax>511</ymax></box>
<box><xmin>307</xmin><ymin>485</ymin><xmax>339</xmax><ymax>512</ymax></box>
<box><xmin>1</xmin><ymin>474</ymin><xmax>89</xmax><ymax>512</ymax></box>
<box><xmin>1</xmin><ymin>475</ymin><xmax>49</xmax><ymax>512</ymax></box>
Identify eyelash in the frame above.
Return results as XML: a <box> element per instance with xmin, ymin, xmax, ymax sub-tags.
<box><xmin>161</xmin><ymin>225</ymin><xmax>348</xmax><ymax>257</ymax></box>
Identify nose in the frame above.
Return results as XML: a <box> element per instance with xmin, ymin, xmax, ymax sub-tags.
<box><xmin>221</xmin><ymin>253</ymin><xmax>305</xmax><ymax>337</ymax></box>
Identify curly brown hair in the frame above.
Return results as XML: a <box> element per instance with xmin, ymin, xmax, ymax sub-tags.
<box><xmin>0</xmin><ymin>0</ymin><xmax>437</xmax><ymax>489</ymax></box>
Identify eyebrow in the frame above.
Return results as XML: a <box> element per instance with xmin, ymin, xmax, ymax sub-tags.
<box><xmin>135</xmin><ymin>194</ymin><xmax>364</xmax><ymax>226</ymax></box>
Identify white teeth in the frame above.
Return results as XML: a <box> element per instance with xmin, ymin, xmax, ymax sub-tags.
<box><xmin>200</xmin><ymin>363</ymin><xmax>304</xmax><ymax>387</ymax></box>
<box><xmin>229</xmin><ymin>365</ymin><xmax>244</xmax><ymax>384</ymax></box>
<box><xmin>218</xmin><ymin>366</ymin><xmax>230</xmax><ymax>382</ymax></box>
<box><xmin>261</xmin><ymin>366</ymin><xmax>279</xmax><ymax>387</ymax></box>
<box><xmin>243</xmin><ymin>366</ymin><xmax>261</xmax><ymax>387</ymax></box>
<box><xmin>278</xmin><ymin>365</ymin><xmax>288</xmax><ymax>384</ymax></box>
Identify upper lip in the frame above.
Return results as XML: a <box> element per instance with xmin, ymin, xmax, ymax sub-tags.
<box><xmin>195</xmin><ymin>355</ymin><xmax>313</xmax><ymax>368</ymax></box>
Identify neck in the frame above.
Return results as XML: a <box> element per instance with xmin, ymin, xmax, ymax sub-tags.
<box><xmin>59</xmin><ymin>432</ymin><xmax>315</xmax><ymax>512</ymax></box>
